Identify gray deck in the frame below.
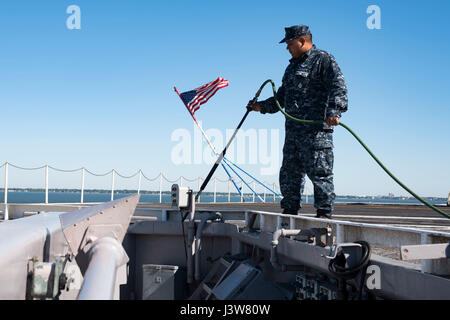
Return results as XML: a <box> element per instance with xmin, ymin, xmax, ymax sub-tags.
<box><xmin>139</xmin><ymin>202</ymin><xmax>450</xmax><ymax>231</ymax></box>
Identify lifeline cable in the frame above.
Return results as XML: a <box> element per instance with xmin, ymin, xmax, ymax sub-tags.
<box><xmin>221</xmin><ymin>161</ymin><xmax>244</xmax><ymax>198</ymax></box>
<box><xmin>257</xmin><ymin>79</ymin><xmax>450</xmax><ymax>219</ymax></box>
<box><xmin>222</xmin><ymin>157</ymin><xmax>281</xmax><ymax>198</ymax></box>
<box><xmin>221</xmin><ymin>157</ymin><xmax>264</xmax><ymax>202</ymax></box>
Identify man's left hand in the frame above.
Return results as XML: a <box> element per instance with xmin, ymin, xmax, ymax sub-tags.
<box><xmin>326</xmin><ymin>116</ymin><xmax>340</xmax><ymax>126</ymax></box>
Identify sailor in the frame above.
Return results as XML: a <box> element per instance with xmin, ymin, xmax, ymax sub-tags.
<box><xmin>248</xmin><ymin>25</ymin><xmax>348</xmax><ymax>218</ymax></box>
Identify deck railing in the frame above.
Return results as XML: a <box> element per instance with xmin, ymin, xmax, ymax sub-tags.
<box><xmin>0</xmin><ymin>161</ymin><xmax>285</xmax><ymax>207</ymax></box>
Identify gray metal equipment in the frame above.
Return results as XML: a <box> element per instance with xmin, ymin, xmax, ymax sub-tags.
<box><xmin>0</xmin><ymin>195</ymin><xmax>139</xmax><ymax>300</ymax></box>
<box><xmin>211</xmin><ymin>262</ymin><xmax>288</xmax><ymax>300</ymax></box>
<box><xmin>189</xmin><ymin>258</ymin><xmax>288</xmax><ymax>300</ymax></box>
<box><xmin>142</xmin><ymin>264</ymin><xmax>185</xmax><ymax>300</ymax></box>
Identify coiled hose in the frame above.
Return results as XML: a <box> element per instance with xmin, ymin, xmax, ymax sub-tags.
<box><xmin>253</xmin><ymin>79</ymin><xmax>450</xmax><ymax>220</ymax></box>
<box><xmin>328</xmin><ymin>241</ymin><xmax>372</xmax><ymax>300</ymax></box>
<box><xmin>328</xmin><ymin>241</ymin><xmax>372</xmax><ymax>279</ymax></box>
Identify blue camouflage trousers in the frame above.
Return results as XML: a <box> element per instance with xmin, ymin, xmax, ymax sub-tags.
<box><xmin>279</xmin><ymin>130</ymin><xmax>336</xmax><ymax>212</ymax></box>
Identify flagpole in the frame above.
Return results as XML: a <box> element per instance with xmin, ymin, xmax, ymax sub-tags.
<box><xmin>174</xmin><ymin>85</ymin><xmax>243</xmax><ymax>199</ymax></box>
<box><xmin>194</xmin><ymin>81</ymin><xmax>268</xmax><ymax>202</ymax></box>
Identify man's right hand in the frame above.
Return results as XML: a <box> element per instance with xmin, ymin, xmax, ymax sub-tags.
<box><xmin>247</xmin><ymin>100</ymin><xmax>261</xmax><ymax>112</ymax></box>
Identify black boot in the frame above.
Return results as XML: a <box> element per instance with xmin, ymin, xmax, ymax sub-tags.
<box><xmin>282</xmin><ymin>208</ymin><xmax>298</xmax><ymax>215</ymax></box>
<box><xmin>316</xmin><ymin>209</ymin><xmax>332</xmax><ymax>219</ymax></box>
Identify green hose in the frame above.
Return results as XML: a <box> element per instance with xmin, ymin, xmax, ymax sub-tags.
<box><xmin>257</xmin><ymin>79</ymin><xmax>450</xmax><ymax>219</ymax></box>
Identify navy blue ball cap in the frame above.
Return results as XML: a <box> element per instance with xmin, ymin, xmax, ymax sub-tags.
<box><xmin>279</xmin><ymin>25</ymin><xmax>311</xmax><ymax>43</ymax></box>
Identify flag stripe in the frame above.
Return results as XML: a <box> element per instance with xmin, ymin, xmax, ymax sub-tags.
<box><xmin>181</xmin><ymin>77</ymin><xmax>229</xmax><ymax>115</ymax></box>
<box><xmin>195</xmin><ymin>77</ymin><xmax>223</xmax><ymax>91</ymax></box>
<box><xmin>188</xmin><ymin>84</ymin><xmax>222</xmax><ymax>111</ymax></box>
<box><xmin>192</xmin><ymin>81</ymin><xmax>228</xmax><ymax>105</ymax></box>
<box><xmin>190</xmin><ymin>85</ymin><xmax>225</xmax><ymax>112</ymax></box>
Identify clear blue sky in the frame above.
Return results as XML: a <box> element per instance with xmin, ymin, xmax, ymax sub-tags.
<box><xmin>0</xmin><ymin>0</ymin><xmax>449</xmax><ymax>197</ymax></box>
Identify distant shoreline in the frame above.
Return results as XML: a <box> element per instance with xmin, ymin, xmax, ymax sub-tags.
<box><xmin>0</xmin><ymin>188</ymin><xmax>445</xmax><ymax>201</ymax></box>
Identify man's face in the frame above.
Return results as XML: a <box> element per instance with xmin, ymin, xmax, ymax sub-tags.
<box><xmin>286</xmin><ymin>38</ymin><xmax>304</xmax><ymax>58</ymax></box>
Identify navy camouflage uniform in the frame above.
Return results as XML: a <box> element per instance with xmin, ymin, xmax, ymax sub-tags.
<box><xmin>259</xmin><ymin>26</ymin><xmax>348</xmax><ymax>214</ymax></box>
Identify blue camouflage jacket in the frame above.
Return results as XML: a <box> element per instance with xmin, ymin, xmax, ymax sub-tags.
<box><xmin>259</xmin><ymin>45</ymin><xmax>348</xmax><ymax>133</ymax></box>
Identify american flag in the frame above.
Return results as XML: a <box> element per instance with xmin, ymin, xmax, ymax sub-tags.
<box><xmin>175</xmin><ymin>77</ymin><xmax>229</xmax><ymax>116</ymax></box>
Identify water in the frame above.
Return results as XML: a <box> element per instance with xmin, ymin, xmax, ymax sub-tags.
<box><xmin>0</xmin><ymin>191</ymin><xmax>446</xmax><ymax>205</ymax></box>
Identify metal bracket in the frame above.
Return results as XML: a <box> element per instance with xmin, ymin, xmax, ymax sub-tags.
<box><xmin>401</xmin><ymin>242</ymin><xmax>450</xmax><ymax>260</ymax></box>
<box><xmin>324</xmin><ymin>243</ymin><xmax>363</xmax><ymax>260</ymax></box>
<box><xmin>60</xmin><ymin>194</ymin><xmax>139</xmax><ymax>256</ymax></box>
<box><xmin>29</xmin><ymin>256</ymin><xmax>66</xmax><ymax>299</ymax></box>
<box><xmin>294</xmin><ymin>228</ymin><xmax>331</xmax><ymax>247</ymax></box>
<box><xmin>80</xmin><ymin>224</ymin><xmax>124</xmax><ymax>255</ymax></box>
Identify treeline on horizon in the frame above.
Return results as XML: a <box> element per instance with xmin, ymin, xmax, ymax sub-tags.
<box><xmin>0</xmin><ymin>188</ymin><xmax>445</xmax><ymax>200</ymax></box>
